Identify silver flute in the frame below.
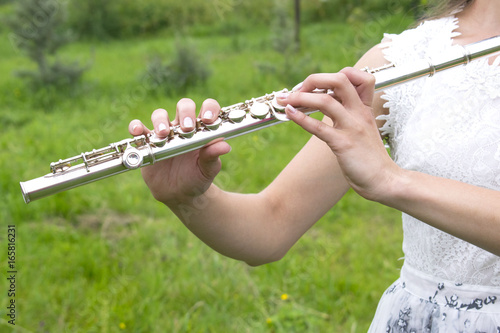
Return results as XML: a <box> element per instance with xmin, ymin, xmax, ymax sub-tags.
<box><xmin>20</xmin><ymin>36</ymin><xmax>500</xmax><ymax>203</ymax></box>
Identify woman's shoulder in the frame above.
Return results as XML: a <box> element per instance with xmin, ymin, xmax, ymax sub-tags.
<box><xmin>355</xmin><ymin>16</ymin><xmax>459</xmax><ymax>71</ymax></box>
<box><xmin>380</xmin><ymin>16</ymin><xmax>460</xmax><ymax>65</ymax></box>
<box><xmin>353</xmin><ymin>16</ymin><xmax>461</xmax><ymax>118</ymax></box>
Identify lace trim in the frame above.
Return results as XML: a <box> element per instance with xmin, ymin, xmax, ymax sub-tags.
<box><xmin>377</xmin><ymin>16</ymin><xmax>461</xmax><ymax>140</ymax></box>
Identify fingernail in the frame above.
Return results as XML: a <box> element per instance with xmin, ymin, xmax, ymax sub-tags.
<box><xmin>202</xmin><ymin>110</ymin><xmax>213</xmax><ymax>120</ymax></box>
<box><xmin>276</xmin><ymin>92</ymin><xmax>289</xmax><ymax>99</ymax></box>
<box><xmin>158</xmin><ymin>123</ymin><xmax>167</xmax><ymax>132</ymax></box>
<box><xmin>132</xmin><ymin>124</ymin><xmax>139</xmax><ymax>132</ymax></box>
<box><xmin>292</xmin><ymin>82</ymin><xmax>303</xmax><ymax>92</ymax></box>
<box><xmin>286</xmin><ymin>104</ymin><xmax>297</xmax><ymax>115</ymax></box>
<box><xmin>183</xmin><ymin>117</ymin><xmax>194</xmax><ymax>128</ymax></box>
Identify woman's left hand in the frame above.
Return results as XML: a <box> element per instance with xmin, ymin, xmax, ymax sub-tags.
<box><xmin>277</xmin><ymin>67</ymin><xmax>401</xmax><ymax>201</ymax></box>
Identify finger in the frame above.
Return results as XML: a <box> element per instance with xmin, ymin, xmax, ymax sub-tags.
<box><xmin>200</xmin><ymin>98</ymin><xmax>221</xmax><ymax>124</ymax></box>
<box><xmin>291</xmin><ymin>81</ymin><xmax>304</xmax><ymax>92</ymax></box>
<box><xmin>151</xmin><ymin>108</ymin><xmax>171</xmax><ymax>138</ymax></box>
<box><xmin>175</xmin><ymin>98</ymin><xmax>197</xmax><ymax>132</ymax></box>
<box><xmin>284</xmin><ymin>104</ymin><xmax>338</xmax><ymax>146</ymax></box>
<box><xmin>276</xmin><ymin>90</ymin><xmax>345</xmax><ymax>124</ymax></box>
<box><xmin>197</xmin><ymin>140</ymin><xmax>232</xmax><ymax>180</ymax></box>
<box><xmin>129</xmin><ymin>119</ymin><xmax>151</xmax><ymax>136</ymax></box>
<box><xmin>300</xmin><ymin>72</ymin><xmax>362</xmax><ymax>109</ymax></box>
<box><xmin>339</xmin><ymin>67</ymin><xmax>376</xmax><ymax>106</ymax></box>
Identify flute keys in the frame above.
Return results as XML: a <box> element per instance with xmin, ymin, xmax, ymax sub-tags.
<box><xmin>122</xmin><ymin>147</ymin><xmax>143</xmax><ymax>169</ymax></box>
<box><xmin>177</xmin><ymin>128</ymin><xmax>196</xmax><ymax>139</ymax></box>
<box><xmin>271</xmin><ymin>96</ymin><xmax>286</xmax><ymax>112</ymax></box>
<box><xmin>204</xmin><ymin>117</ymin><xmax>222</xmax><ymax>131</ymax></box>
<box><xmin>270</xmin><ymin>96</ymin><xmax>290</xmax><ymax>122</ymax></box>
<box><xmin>149</xmin><ymin>132</ymin><xmax>168</xmax><ymax>147</ymax></box>
<box><xmin>228</xmin><ymin>109</ymin><xmax>246</xmax><ymax>123</ymax></box>
<box><xmin>250</xmin><ymin>102</ymin><xmax>270</xmax><ymax>119</ymax></box>
<box><xmin>50</xmin><ymin>161</ymin><xmax>71</xmax><ymax>174</ymax></box>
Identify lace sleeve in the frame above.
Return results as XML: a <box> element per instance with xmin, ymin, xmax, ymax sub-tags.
<box><xmin>375</xmin><ymin>17</ymin><xmax>460</xmax><ymax>143</ymax></box>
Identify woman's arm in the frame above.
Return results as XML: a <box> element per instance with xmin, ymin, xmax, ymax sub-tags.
<box><xmin>280</xmin><ymin>57</ymin><xmax>500</xmax><ymax>257</ymax></box>
<box><xmin>129</xmin><ymin>44</ymin><xmax>391</xmax><ymax>266</ymax></box>
<box><xmin>381</xmin><ymin>169</ymin><xmax>500</xmax><ymax>256</ymax></box>
<box><xmin>167</xmin><ymin>127</ymin><xmax>350</xmax><ymax>266</ymax></box>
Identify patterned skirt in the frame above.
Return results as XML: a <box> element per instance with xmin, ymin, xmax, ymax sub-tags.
<box><xmin>368</xmin><ymin>264</ymin><xmax>500</xmax><ymax>333</ymax></box>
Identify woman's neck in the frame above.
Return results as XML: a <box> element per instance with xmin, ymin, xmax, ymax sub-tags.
<box><xmin>455</xmin><ymin>0</ymin><xmax>500</xmax><ymax>43</ymax></box>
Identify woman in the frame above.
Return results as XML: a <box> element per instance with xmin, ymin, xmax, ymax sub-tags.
<box><xmin>129</xmin><ymin>0</ymin><xmax>500</xmax><ymax>330</ymax></box>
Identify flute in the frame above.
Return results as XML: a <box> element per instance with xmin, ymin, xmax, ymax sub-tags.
<box><xmin>20</xmin><ymin>36</ymin><xmax>500</xmax><ymax>203</ymax></box>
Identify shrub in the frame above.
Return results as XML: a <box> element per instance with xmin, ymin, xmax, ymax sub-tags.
<box><xmin>64</xmin><ymin>0</ymin><xmax>419</xmax><ymax>41</ymax></box>
<box><xmin>142</xmin><ymin>38</ymin><xmax>211</xmax><ymax>96</ymax></box>
<box><xmin>66</xmin><ymin>0</ymin><xmax>220</xmax><ymax>40</ymax></box>
<box><xmin>6</xmin><ymin>0</ymin><xmax>88</xmax><ymax>90</ymax></box>
<box><xmin>65</xmin><ymin>0</ymin><xmax>122</xmax><ymax>40</ymax></box>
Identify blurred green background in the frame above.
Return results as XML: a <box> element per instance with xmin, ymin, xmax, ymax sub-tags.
<box><xmin>1</xmin><ymin>0</ymin><xmax>419</xmax><ymax>331</ymax></box>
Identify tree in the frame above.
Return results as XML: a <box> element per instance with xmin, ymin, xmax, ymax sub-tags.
<box><xmin>7</xmin><ymin>0</ymin><xmax>88</xmax><ymax>88</ymax></box>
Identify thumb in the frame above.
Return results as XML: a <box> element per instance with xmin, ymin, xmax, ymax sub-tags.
<box><xmin>197</xmin><ymin>140</ymin><xmax>232</xmax><ymax>180</ymax></box>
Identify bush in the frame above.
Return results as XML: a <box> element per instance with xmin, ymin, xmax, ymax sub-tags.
<box><xmin>142</xmin><ymin>38</ymin><xmax>211</xmax><ymax>96</ymax></box>
<box><xmin>67</xmin><ymin>0</ymin><xmax>220</xmax><ymax>39</ymax></box>
<box><xmin>65</xmin><ymin>1</ymin><xmax>122</xmax><ymax>40</ymax></box>
<box><xmin>6</xmin><ymin>0</ymin><xmax>89</xmax><ymax>90</ymax></box>
<box><xmin>66</xmin><ymin>0</ymin><xmax>421</xmax><ymax>41</ymax></box>
<box><xmin>64</xmin><ymin>0</ymin><xmax>421</xmax><ymax>41</ymax></box>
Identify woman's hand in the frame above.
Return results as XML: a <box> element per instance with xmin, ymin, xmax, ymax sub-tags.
<box><xmin>277</xmin><ymin>67</ymin><xmax>400</xmax><ymax>201</ymax></box>
<box><xmin>128</xmin><ymin>98</ymin><xmax>231</xmax><ymax>205</ymax></box>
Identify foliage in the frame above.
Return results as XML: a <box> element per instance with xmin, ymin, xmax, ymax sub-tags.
<box><xmin>64</xmin><ymin>0</ymin><xmax>123</xmax><ymax>41</ymax></box>
<box><xmin>67</xmin><ymin>0</ymin><xmax>232</xmax><ymax>40</ymax></box>
<box><xmin>0</xmin><ymin>7</ymin><xmax>414</xmax><ymax>332</ymax></box>
<box><xmin>142</xmin><ymin>38</ymin><xmax>211</xmax><ymax>96</ymax></box>
<box><xmin>64</xmin><ymin>0</ymin><xmax>420</xmax><ymax>40</ymax></box>
<box><xmin>271</xmin><ymin>0</ymin><xmax>296</xmax><ymax>54</ymax></box>
<box><xmin>261</xmin><ymin>1</ymin><xmax>322</xmax><ymax>87</ymax></box>
<box><xmin>5</xmin><ymin>0</ymin><xmax>88</xmax><ymax>91</ymax></box>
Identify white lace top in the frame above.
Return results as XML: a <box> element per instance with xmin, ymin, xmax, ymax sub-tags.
<box><xmin>378</xmin><ymin>16</ymin><xmax>500</xmax><ymax>287</ymax></box>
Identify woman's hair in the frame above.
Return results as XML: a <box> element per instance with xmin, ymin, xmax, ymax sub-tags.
<box><xmin>423</xmin><ymin>0</ymin><xmax>474</xmax><ymax>19</ymax></box>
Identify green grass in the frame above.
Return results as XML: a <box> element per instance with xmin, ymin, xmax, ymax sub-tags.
<box><xmin>0</xmin><ymin>10</ymin><xmax>413</xmax><ymax>333</ymax></box>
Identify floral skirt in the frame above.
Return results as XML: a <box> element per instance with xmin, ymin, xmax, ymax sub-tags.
<box><xmin>368</xmin><ymin>264</ymin><xmax>500</xmax><ymax>333</ymax></box>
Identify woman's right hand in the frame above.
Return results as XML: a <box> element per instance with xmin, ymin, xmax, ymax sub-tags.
<box><xmin>128</xmin><ymin>98</ymin><xmax>232</xmax><ymax>205</ymax></box>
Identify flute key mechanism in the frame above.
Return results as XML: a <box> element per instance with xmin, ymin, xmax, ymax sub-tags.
<box><xmin>19</xmin><ymin>36</ymin><xmax>500</xmax><ymax>203</ymax></box>
<box><xmin>122</xmin><ymin>146</ymin><xmax>143</xmax><ymax>170</ymax></box>
<box><xmin>249</xmin><ymin>102</ymin><xmax>270</xmax><ymax>119</ymax></box>
<box><xmin>204</xmin><ymin>118</ymin><xmax>222</xmax><ymax>131</ymax></box>
<box><xmin>227</xmin><ymin>109</ymin><xmax>247</xmax><ymax>123</ymax></box>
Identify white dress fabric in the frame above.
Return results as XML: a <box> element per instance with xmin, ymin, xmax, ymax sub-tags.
<box><xmin>368</xmin><ymin>16</ymin><xmax>500</xmax><ymax>332</ymax></box>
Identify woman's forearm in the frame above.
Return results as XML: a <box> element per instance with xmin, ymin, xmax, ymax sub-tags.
<box><xmin>167</xmin><ymin>184</ymin><xmax>296</xmax><ymax>266</ymax></box>
<box><xmin>166</xmin><ymin>132</ymin><xmax>352</xmax><ymax>266</ymax></box>
<box><xmin>380</xmin><ymin>169</ymin><xmax>500</xmax><ymax>256</ymax></box>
